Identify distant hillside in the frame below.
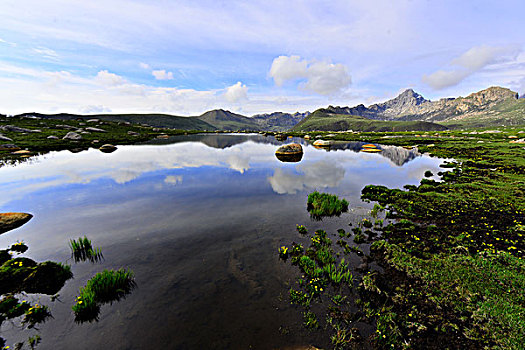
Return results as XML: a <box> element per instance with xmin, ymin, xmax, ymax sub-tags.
<box><xmin>326</xmin><ymin>86</ymin><xmax>525</xmax><ymax>128</ymax></box>
<box><xmin>251</xmin><ymin>111</ymin><xmax>310</xmax><ymax>131</ymax></box>
<box><xmin>291</xmin><ymin>109</ymin><xmax>448</xmax><ymax>132</ymax></box>
<box><xmin>16</xmin><ymin>112</ymin><xmax>215</xmax><ymax>131</ymax></box>
<box><xmin>196</xmin><ymin>109</ymin><xmax>260</xmax><ymax>131</ymax></box>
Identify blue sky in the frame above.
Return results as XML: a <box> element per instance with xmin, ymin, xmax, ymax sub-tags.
<box><xmin>0</xmin><ymin>0</ymin><xmax>524</xmax><ymax>115</ymax></box>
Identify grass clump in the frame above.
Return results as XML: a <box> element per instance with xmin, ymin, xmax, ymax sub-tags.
<box><xmin>73</xmin><ymin>268</ymin><xmax>136</xmax><ymax>323</ymax></box>
<box><xmin>69</xmin><ymin>236</ymin><xmax>103</xmax><ymax>263</ymax></box>
<box><xmin>307</xmin><ymin>191</ymin><xmax>349</xmax><ymax>219</ymax></box>
<box><xmin>296</xmin><ymin>224</ymin><xmax>308</xmax><ymax>235</ymax></box>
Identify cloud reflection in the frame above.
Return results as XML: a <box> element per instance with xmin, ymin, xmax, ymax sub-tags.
<box><xmin>268</xmin><ymin>160</ymin><xmax>345</xmax><ymax>194</ymax></box>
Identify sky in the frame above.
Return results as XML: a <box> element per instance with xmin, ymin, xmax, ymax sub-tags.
<box><xmin>0</xmin><ymin>0</ymin><xmax>524</xmax><ymax>116</ymax></box>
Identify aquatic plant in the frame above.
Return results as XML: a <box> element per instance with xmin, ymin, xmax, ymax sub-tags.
<box><xmin>353</xmin><ymin>232</ymin><xmax>366</xmax><ymax>244</ymax></box>
<box><xmin>69</xmin><ymin>236</ymin><xmax>103</xmax><ymax>263</ymax></box>
<box><xmin>84</xmin><ymin>268</ymin><xmax>136</xmax><ymax>303</ymax></box>
<box><xmin>307</xmin><ymin>191</ymin><xmax>349</xmax><ymax>219</ymax></box>
<box><xmin>72</xmin><ymin>288</ymin><xmax>100</xmax><ymax>323</ymax></box>
<box><xmin>278</xmin><ymin>246</ymin><xmax>289</xmax><ymax>260</ymax></box>
<box><xmin>296</xmin><ymin>224</ymin><xmax>308</xmax><ymax>235</ymax></box>
<box><xmin>73</xmin><ymin>268</ymin><xmax>136</xmax><ymax>323</ymax></box>
<box><xmin>361</xmin><ymin>218</ymin><xmax>373</xmax><ymax>228</ymax></box>
<box><xmin>23</xmin><ymin>303</ymin><xmax>51</xmax><ymax>328</ymax></box>
<box><xmin>303</xmin><ymin>311</ymin><xmax>319</xmax><ymax>329</ymax></box>
<box><xmin>28</xmin><ymin>334</ymin><xmax>41</xmax><ymax>350</ymax></box>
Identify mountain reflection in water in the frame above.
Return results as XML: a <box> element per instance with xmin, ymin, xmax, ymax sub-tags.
<box><xmin>0</xmin><ymin>134</ymin><xmax>444</xmax><ymax>350</ymax></box>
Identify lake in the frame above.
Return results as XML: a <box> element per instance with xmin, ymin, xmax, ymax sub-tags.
<box><xmin>0</xmin><ymin>134</ymin><xmax>446</xmax><ymax>349</ymax></box>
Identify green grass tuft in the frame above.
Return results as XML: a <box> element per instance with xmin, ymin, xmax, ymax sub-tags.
<box><xmin>69</xmin><ymin>236</ymin><xmax>103</xmax><ymax>263</ymax></box>
<box><xmin>307</xmin><ymin>191</ymin><xmax>349</xmax><ymax>219</ymax></box>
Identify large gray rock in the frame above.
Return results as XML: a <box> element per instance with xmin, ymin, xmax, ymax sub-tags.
<box><xmin>0</xmin><ymin>125</ymin><xmax>41</xmax><ymax>133</ymax></box>
<box><xmin>63</xmin><ymin>132</ymin><xmax>82</xmax><ymax>140</ymax></box>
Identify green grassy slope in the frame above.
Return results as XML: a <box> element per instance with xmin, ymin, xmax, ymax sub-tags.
<box><xmin>17</xmin><ymin>113</ymin><xmax>216</xmax><ymax>131</ymax></box>
<box><xmin>292</xmin><ymin>110</ymin><xmax>448</xmax><ymax>132</ymax></box>
<box><xmin>442</xmin><ymin>98</ymin><xmax>525</xmax><ymax>129</ymax></box>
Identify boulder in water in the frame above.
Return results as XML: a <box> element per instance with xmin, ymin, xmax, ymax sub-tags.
<box><xmin>275</xmin><ymin>143</ymin><xmax>303</xmax><ymax>162</ymax></box>
<box><xmin>0</xmin><ymin>213</ymin><xmax>33</xmax><ymax>235</ymax></box>
<box><xmin>99</xmin><ymin>144</ymin><xmax>117</xmax><ymax>153</ymax></box>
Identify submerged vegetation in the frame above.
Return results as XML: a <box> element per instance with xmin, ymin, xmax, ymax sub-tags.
<box><xmin>307</xmin><ymin>191</ymin><xmax>349</xmax><ymax>219</ymax></box>
<box><xmin>0</xmin><ymin>235</ymin><xmax>135</xmax><ymax>348</ymax></box>
<box><xmin>280</xmin><ymin>127</ymin><xmax>525</xmax><ymax>349</ymax></box>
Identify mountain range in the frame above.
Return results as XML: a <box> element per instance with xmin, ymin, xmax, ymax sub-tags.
<box><xmin>15</xmin><ymin>86</ymin><xmax>525</xmax><ymax>132</ymax></box>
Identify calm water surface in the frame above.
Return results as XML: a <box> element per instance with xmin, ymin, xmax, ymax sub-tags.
<box><xmin>0</xmin><ymin>134</ymin><xmax>445</xmax><ymax>349</ymax></box>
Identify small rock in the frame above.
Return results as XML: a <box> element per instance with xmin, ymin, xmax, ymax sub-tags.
<box><xmin>0</xmin><ymin>134</ymin><xmax>13</xmax><ymax>142</ymax></box>
<box><xmin>79</xmin><ymin>122</ymin><xmax>86</xmax><ymax>126</ymax></box>
<box><xmin>127</xmin><ymin>131</ymin><xmax>140</xmax><ymax>136</ymax></box>
<box><xmin>99</xmin><ymin>144</ymin><xmax>117</xmax><ymax>153</ymax></box>
<box><xmin>157</xmin><ymin>134</ymin><xmax>169</xmax><ymax>139</ymax></box>
<box><xmin>86</xmin><ymin>119</ymin><xmax>100</xmax><ymax>123</ymax></box>
<box><xmin>0</xmin><ymin>212</ymin><xmax>33</xmax><ymax>235</ymax></box>
<box><xmin>509</xmin><ymin>138</ymin><xmax>525</xmax><ymax>144</ymax></box>
<box><xmin>47</xmin><ymin>135</ymin><xmax>59</xmax><ymax>139</ymax></box>
<box><xmin>85</xmin><ymin>127</ymin><xmax>107</xmax><ymax>133</ymax></box>
<box><xmin>313</xmin><ymin>140</ymin><xmax>331</xmax><ymax>147</ymax></box>
<box><xmin>62</xmin><ymin>132</ymin><xmax>82</xmax><ymax>140</ymax></box>
<box><xmin>11</xmin><ymin>150</ymin><xmax>31</xmax><ymax>155</ymax></box>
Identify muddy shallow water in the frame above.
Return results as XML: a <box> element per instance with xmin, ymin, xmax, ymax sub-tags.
<box><xmin>0</xmin><ymin>134</ymin><xmax>445</xmax><ymax>349</ymax></box>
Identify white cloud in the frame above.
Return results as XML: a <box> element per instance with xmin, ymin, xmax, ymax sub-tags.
<box><xmin>224</xmin><ymin>81</ymin><xmax>248</xmax><ymax>102</ymax></box>
<box><xmin>32</xmin><ymin>46</ymin><xmax>59</xmax><ymax>60</ymax></box>
<box><xmin>268</xmin><ymin>160</ymin><xmax>345</xmax><ymax>194</ymax></box>
<box><xmin>423</xmin><ymin>45</ymin><xmax>520</xmax><ymax>90</ymax></box>
<box><xmin>451</xmin><ymin>46</ymin><xmax>513</xmax><ymax>70</ymax></box>
<box><xmin>269</xmin><ymin>55</ymin><xmax>308</xmax><ymax>86</ymax></box>
<box><xmin>422</xmin><ymin>70</ymin><xmax>470</xmax><ymax>90</ymax></box>
<box><xmin>302</xmin><ymin>61</ymin><xmax>352</xmax><ymax>95</ymax></box>
<box><xmin>95</xmin><ymin>70</ymin><xmax>126</xmax><ymax>86</ymax></box>
<box><xmin>139</xmin><ymin>62</ymin><xmax>151</xmax><ymax>69</ymax></box>
<box><xmin>152</xmin><ymin>69</ymin><xmax>174</xmax><ymax>80</ymax></box>
<box><xmin>269</xmin><ymin>55</ymin><xmax>351</xmax><ymax>95</ymax></box>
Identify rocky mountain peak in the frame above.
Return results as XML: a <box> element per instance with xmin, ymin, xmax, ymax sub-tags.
<box><xmin>395</xmin><ymin>88</ymin><xmax>429</xmax><ymax>105</ymax></box>
<box><xmin>463</xmin><ymin>86</ymin><xmax>518</xmax><ymax>103</ymax></box>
